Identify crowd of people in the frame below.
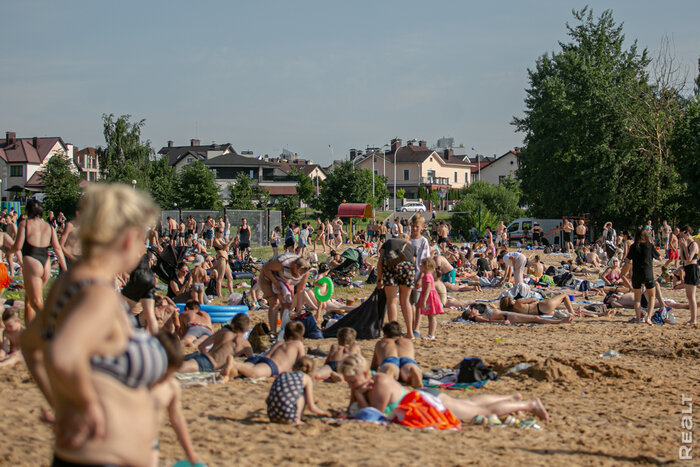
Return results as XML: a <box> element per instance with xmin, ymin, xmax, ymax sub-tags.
<box><xmin>0</xmin><ymin>185</ymin><xmax>697</xmax><ymax>465</ymax></box>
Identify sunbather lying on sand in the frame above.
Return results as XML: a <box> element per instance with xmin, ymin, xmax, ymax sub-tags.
<box><xmin>462</xmin><ymin>303</ymin><xmax>573</xmax><ymax>324</ymax></box>
<box><xmin>340</xmin><ymin>354</ymin><xmax>549</xmax><ymax>423</ymax></box>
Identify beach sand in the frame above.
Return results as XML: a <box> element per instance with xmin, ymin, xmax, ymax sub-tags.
<box><xmin>1</xmin><ymin>252</ymin><xmax>698</xmax><ymax>466</ymax></box>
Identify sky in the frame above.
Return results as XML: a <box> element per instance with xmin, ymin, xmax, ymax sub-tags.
<box><xmin>1</xmin><ymin>1</ymin><xmax>698</xmax><ymax>165</ymax></box>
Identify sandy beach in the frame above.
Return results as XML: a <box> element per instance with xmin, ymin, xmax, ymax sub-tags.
<box><xmin>1</xmin><ymin>252</ymin><xmax>698</xmax><ymax>466</ymax></box>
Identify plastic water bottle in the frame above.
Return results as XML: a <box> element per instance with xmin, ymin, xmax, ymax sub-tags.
<box><xmin>599</xmin><ymin>350</ymin><xmax>620</xmax><ymax>358</ymax></box>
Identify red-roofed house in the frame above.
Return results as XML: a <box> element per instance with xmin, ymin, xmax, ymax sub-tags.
<box><xmin>73</xmin><ymin>147</ymin><xmax>100</xmax><ymax>182</ymax></box>
<box><xmin>0</xmin><ymin>131</ymin><xmax>77</xmax><ymax>199</ymax></box>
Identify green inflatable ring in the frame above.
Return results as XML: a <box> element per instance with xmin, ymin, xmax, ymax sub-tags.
<box><xmin>314</xmin><ymin>276</ymin><xmax>334</xmax><ymax>302</ymax></box>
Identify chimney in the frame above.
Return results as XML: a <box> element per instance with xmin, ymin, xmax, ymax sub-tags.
<box><xmin>407</xmin><ymin>140</ymin><xmax>413</xmax><ymax>146</ymax></box>
<box><xmin>6</xmin><ymin>132</ymin><xmax>16</xmax><ymax>145</ymax></box>
<box><xmin>443</xmin><ymin>148</ymin><xmax>453</xmax><ymax>160</ymax></box>
<box><xmin>33</xmin><ymin>136</ymin><xmax>39</xmax><ymax>148</ymax></box>
<box><xmin>349</xmin><ymin>149</ymin><xmax>357</xmax><ymax>161</ymax></box>
<box><xmin>419</xmin><ymin>140</ymin><xmax>427</xmax><ymax>148</ymax></box>
<box><xmin>168</xmin><ymin>140</ymin><xmax>174</xmax><ymax>147</ymax></box>
<box><xmin>190</xmin><ymin>139</ymin><xmax>200</xmax><ymax>147</ymax></box>
<box><xmin>390</xmin><ymin>138</ymin><xmax>402</xmax><ymax>155</ymax></box>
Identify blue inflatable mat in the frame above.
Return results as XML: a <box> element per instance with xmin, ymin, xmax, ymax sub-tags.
<box><xmin>176</xmin><ymin>303</ymin><xmax>248</xmax><ymax>323</ymax></box>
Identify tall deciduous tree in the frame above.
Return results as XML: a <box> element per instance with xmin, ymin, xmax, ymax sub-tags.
<box><xmin>228</xmin><ymin>172</ymin><xmax>256</xmax><ymax>210</ymax></box>
<box><xmin>178</xmin><ymin>161</ymin><xmax>222</xmax><ymax>209</ymax></box>
<box><xmin>42</xmin><ymin>152</ymin><xmax>82</xmax><ymax>217</ymax></box>
<box><xmin>317</xmin><ymin>161</ymin><xmax>383</xmax><ymax>219</ymax></box>
<box><xmin>98</xmin><ymin>113</ymin><xmax>153</xmax><ymax>188</ymax></box>
<box><xmin>148</xmin><ymin>157</ymin><xmax>179</xmax><ymax>209</ymax></box>
<box><xmin>513</xmin><ymin>8</ymin><xmax>651</xmax><ymax>228</ymax></box>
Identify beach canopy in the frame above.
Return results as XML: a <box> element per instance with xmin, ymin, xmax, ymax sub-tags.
<box><xmin>337</xmin><ymin>203</ymin><xmax>373</xmax><ymax>218</ymax></box>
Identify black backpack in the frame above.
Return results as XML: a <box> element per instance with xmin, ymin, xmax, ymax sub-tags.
<box><xmin>457</xmin><ymin>357</ymin><xmax>497</xmax><ymax>384</ymax></box>
<box><xmin>365</xmin><ymin>268</ymin><xmax>377</xmax><ymax>284</ymax></box>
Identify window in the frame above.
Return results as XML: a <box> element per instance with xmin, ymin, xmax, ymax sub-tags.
<box><xmin>186</xmin><ymin>157</ymin><xmax>195</xmax><ymax>165</ymax></box>
<box><xmin>10</xmin><ymin>165</ymin><xmax>23</xmax><ymax>177</ymax></box>
<box><xmin>454</xmin><ymin>172</ymin><xmax>457</xmax><ymax>183</ymax></box>
<box><xmin>464</xmin><ymin>173</ymin><xmax>469</xmax><ymax>183</ymax></box>
<box><xmin>374</xmin><ymin>170</ymin><xmax>378</xmax><ymax>175</ymax></box>
<box><xmin>427</xmin><ymin>170</ymin><xmax>435</xmax><ymax>181</ymax></box>
<box><xmin>403</xmin><ymin>169</ymin><xmax>409</xmax><ymax>181</ymax></box>
<box><xmin>499</xmin><ymin>175</ymin><xmax>506</xmax><ymax>185</ymax></box>
<box><xmin>249</xmin><ymin>169</ymin><xmax>255</xmax><ymax>179</ymax></box>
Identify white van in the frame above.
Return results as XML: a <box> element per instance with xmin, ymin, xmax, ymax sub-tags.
<box><xmin>506</xmin><ymin>218</ymin><xmax>562</xmax><ymax>245</ymax></box>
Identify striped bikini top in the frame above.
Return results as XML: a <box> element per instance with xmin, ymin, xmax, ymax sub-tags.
<box><xmin>41</xmin><ymin>278</ymin><xmax>168</xmax><ymax>389</ymax></box>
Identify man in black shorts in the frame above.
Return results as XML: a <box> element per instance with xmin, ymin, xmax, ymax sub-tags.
<box><xmin>122</xmin><ymin>252</ymin><xmax>159</xmax><ymax>333</ymax></box>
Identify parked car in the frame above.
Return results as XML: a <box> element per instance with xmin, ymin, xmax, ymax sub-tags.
<box><xmin>506</xmin><ymin>217</ymin><xmax>562</xmax><ymax>245</ymax></box>
<box><xmin>399</xmin><ymin>202</ymin><xmax>427</xmax><ymax>212</ymax></box>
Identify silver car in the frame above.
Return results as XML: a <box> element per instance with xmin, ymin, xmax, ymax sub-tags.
<box><xmin>399</xmin><ymin>202</ymin><xmax>426</xmax><ymax>212</ymax></box>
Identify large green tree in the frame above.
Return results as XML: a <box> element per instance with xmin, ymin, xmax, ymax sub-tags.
<box><xmin>148</xmin><ymin>157</ymin><xmax>179</xmax><ymax>209</ymax></box>
<box><xmin>228</xmin><ymin>172</ymin><xmax>256</xmax><ymax>210</ymax></box>
<box><xmin>98</xmin><ymin>113</ymin><xmax>153</xmax><ymax>188</ymax></box>
<box><xmin>317</xmin><ymin>161</ymin><xmax>386</xmax><ymax>218</ymax></box>
<box><xmin>178</xmin><ymin>161</ymin><xmax>222</xmax><ymax>209</ymax></box>
<box><xmin>42</xmin><ymin>153</ymin><xmax>82</xmax><ymax>217</ymax></box>
<box><xmin>450</xmin><ymin>180</ymin><xmax>523</xmax><ymax>238</ymax></box>
<box><xmin>513</xmin><ymin>8</ymin><xmax>652</xmax><ymax>228</ymax></box>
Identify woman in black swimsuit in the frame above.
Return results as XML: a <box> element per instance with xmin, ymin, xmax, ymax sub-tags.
<box><xmin>499</xmin><ymin>294</ymin><xmax>578</xmax><ymax>316</ymax></box>
<box><xmin>10</xmin><ymin>200</ymin><xmax>66</xmax><ymax>322</ymax></box>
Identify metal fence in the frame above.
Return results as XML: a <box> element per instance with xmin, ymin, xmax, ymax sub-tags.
<box><xmin>161</xmin><ymin>209</ymin><xmax>282</xmax><ymax>247</ymax></box>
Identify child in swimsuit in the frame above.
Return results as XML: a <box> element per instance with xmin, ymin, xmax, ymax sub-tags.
<box><xmin>415</xmin><ymin>258</ymin><xmax>444</xmax><ymax>340</ymax></box>
<box><xmin>314</xmin><ymin>327</ymin><xmax>360</xmax><ymax>382</ymax></box>
<box><xmin>266</xmin><ymin>356</ymin><xmax>330</xmax><ymax>424</ymax></box>
<box><xmin>233</xmin><ymin>321</ymin><xmax>306</xmax><ymax>378</ymax></box>
<box><xmin>371</xmin><ymin>321</ymin><xmax>401</xmax><ymax>379</ymax></box>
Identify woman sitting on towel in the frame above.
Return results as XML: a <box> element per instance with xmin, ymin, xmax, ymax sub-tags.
<box><xmin>462</xmin><ymin>303</ymin><xmax>573</xmax><ymax>324</ymax></box>
<box><xmin>499</xmin><ymin>294</ymin><xmax>579</xmax><ymax>317</ymax></box>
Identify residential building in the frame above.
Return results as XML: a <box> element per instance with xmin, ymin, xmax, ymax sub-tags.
<box><xmin>353</xmin><ymin>138</ymin><xmax>473</xmax><ymax>200</ymax></box>
<box><xmin>467</xmin><ymin>155</ymin><xmax>497</xmax><ymax>183</ymax></box>
<box><xmin>202</xmin><ymin>154</ymin><xmax>299</xmax><ymax>199</ymax></box>
<box><xmin>478</xmin><ymin>150</ymin><xmax>520</xmax><ymax>185</ymax></box>
<box><xmin>0</xmin><ymin>131</ymin><xmax>77</xmax><ymax>200</ymax></box>
<box><xmin>73</xmin><ymin>147</ymin><xmax>100</xmax><ymax>182</ymax></box>
<box><xmin>158</xmin><ymin>139</ymin><xmax>236</xmax><ymax>171</ymax></box>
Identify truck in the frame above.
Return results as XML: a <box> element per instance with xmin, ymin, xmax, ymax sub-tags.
<box><xmin>506</xmin><ymin>218</ymin><xmax>563</xmax><ymax>246</ymax></box>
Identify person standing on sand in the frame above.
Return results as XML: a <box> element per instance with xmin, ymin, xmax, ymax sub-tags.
<box><xmin>376</xmin><ymin>235</ymin><xmax>416</xmax><ymax>339</ymax></box>
<box><xmin>21</xmin><ymin>184</ymin><xmax>174</xmax><ymax>466</ymax></box>
<box><xmin>562</xmin><ymin>217</ymin><xmax>574</xmax><ymax>253</ymax></box>
<box><xmin>679</xmin><ymin>226</ymin><xmax>698</xmax><ymax>325</ymax></box>
<box><xmin>623</xmin><ymin>227</ymin><xmax>660</xmax><ymax>325</ymax></box>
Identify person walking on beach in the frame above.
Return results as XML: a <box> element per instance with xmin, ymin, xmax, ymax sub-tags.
<box><xmin>679</xmin><ymin>226</ymin><xmax>698</xmax><ymax>325</ymax></box>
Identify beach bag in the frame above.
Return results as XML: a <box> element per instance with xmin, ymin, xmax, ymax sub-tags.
<box><xmin>539</xmin><ymin>274</ymin><xmax>555</xmax><ymax>286</ymax></box>
<box><xmin>248</xmin><ymin>322</ymin><xmax>271</xmax><ymax>353</ymax></box>
<box><xmin>457</xmin><ymin>357</ymin><xmax>497</xmax><ymax>384</ymax></box>
<box><xmin>294</xmin><ymin>312</ymin><xmax>324</xmax><ymax>339</ymax></box>
<box><xmin>365</xmin><ymin>268</ymin><xmax>377</xmax><ymax>284</ymax></box>
<box><xmin>554</xmin><ymin>272</ymin><xmax>574</xmax><ymax>287</ymax></box>
<box><xmin>383</xmin><ymin>242</ymin><xmax>412</xmax><ymax>268</ymax></box>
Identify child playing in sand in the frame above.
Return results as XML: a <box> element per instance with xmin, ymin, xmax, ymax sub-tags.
<box><xmin>371</xmin><ymin>322</ymin><xmax>401</xmax><ymax>379</ymax></box>
<box><xmin>229</xmin><ymin>321</ymin><xmax>306</xmax><ymax>379</ymax></box>
<box><xmin>0</xmin><ymin>308</ymin><xmax>24</xmax><ymax>368</ymax></box>
<box><xmin>414</xmin><ymin>258</ymin><xmax>444</xmax><ymax>340</ymax></box>
<box><xmin>339</xmin><ymin>354</ymin><xmax>549</xmax><ymax>424</ymax></box>
<box><xmin>312</xmin><ymin>263</ymin><xmax>331</xmax><ymax>322</ymax></box>
<box><xmin>150</xmin><ymin>332</ymin><xmax>202</xmax><ymax>467</ymax></box>
<box><xmin>266</xmin><ymin>356</ymin><xmax>330</xmax><ymax>424</ymax></box>
<box><xmin>178</xmin><ymin>314</ymin><xmax>253</xmax><ymax>378</ymax></box>
<box><xmin>314</xmin><ymin>327</ymin><xmax>360</xmax><ymax>382</ymax></box>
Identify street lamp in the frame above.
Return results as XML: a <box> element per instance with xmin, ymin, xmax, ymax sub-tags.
<box><xmin>131</xmin><ymin>179</ymin><xmax>137</xmax><ymax>191</ymax></box>
<box><xmin>393</xmin><ymin>144</ymin><xmax>397</xmax><ymax>213</ymax></box>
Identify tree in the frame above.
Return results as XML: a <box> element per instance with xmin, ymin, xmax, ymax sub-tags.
<box><xmin>42</xmin><ymin>153</ymin><xmax>82</xmax><ymax>217</ymax></box>
<box><xmin>278</xmin><ymin>195</ymin><xmax>300</xmax><ymax>228</ymax></box>
<box><xmin>228</xmin><ymin>172</ymin><xmax>256</xmax><ymax>210</ymax></box>
<box><xmin>671</xmin><ymin>58</ymin><xmax>700</xmax><ymax>226</ymax></box>
<box><xmin>98</xmin><ymin>114</ymin><xmax>153</xmax><ymax>189</ymax></box>
<box><xmin>396</xmin><ymin>189</ymin><xmax>405</xmax><ymax>200</ymax></box>
<box><xmin>294</xmin><ymin>170</ymin><xmax>315</xmax><ymax>209</ymax></box>
<box><xmin>178</xmin><ymin>161</ymin><xmax>222</xmax><ymax>209</ymax></box>
<box><xmin>513</xmin><ymin>8</ymin><xmax>652</xmax><ymax>228</ymax></box>
<box><xmin>450</xmin><ymin>181</ymin><xmax>522</xmax><ymax>238</ymax></box>
<box><xmin>316</xmin><ymin>161</ymin><xmax>381</xmax><ymax>219</ymax></box>
<box><xmin>148</xmin><ymin>157</ymin><xmax>179</xmax><ymax>209</ymax></box>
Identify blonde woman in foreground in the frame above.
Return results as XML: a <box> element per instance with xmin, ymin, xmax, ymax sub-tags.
<box><xmin>21</xmin><ymin>184</ymin><xmax>174</xmax><ymax>467</ymax></box>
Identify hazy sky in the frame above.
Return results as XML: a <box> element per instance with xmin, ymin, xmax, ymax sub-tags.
<box><xmin>1</xmin><ymin>1</ymin><xmax>698</xmax><ymax>165</ymax></box>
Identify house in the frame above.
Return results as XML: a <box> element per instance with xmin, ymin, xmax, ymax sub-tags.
<box><xmin>267</xmin><ymin>157</ymin><xmax>327</xmax><ymax>183</ymax></box>
<box><xmin>466</xmin><ymin>155</ymin><xmax>497</xmax><ymax>183</ymax></box>
<box><xmin>202</xmin><ymin>154</ymin><xmax>299</xmax><ymax>199</ymax></box>
<box><xmin>478</xmin><ymin>150</ymin><xmax>520</xmax><ymax>185</ymax></box>
<box><xmin>353</xmin><ymin>138</ymin><xmax>473</xmax><ymax>200</ymax></box>
<box><xmin>0</xmin><ymin>131</ymin><xmax>77</xmax><ymax>200</ymax></box>
<box><xmin>73</xmin><ymin>147</ymin><xmax>100</xmax><ymax>182</ymax></box>
<box><xmin>157</xmin><ymin>139</ymin><xmax>236</xmax><ymax>171</ymax></box>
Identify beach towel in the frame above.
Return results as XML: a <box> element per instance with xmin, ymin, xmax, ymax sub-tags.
<box><xmin>0</xmin><ymin>264</ymin><xmax>10</xmax><ymax>290</ymax></box>
<box><xmin>392</xmin><ymin>390</ymin><xmax>461</xmax><ymax>430</ymax></box>
<box><xmin>271</xmin><ymin>275</ymin><xmax>294</xmax><ymax>305</ymax></box>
